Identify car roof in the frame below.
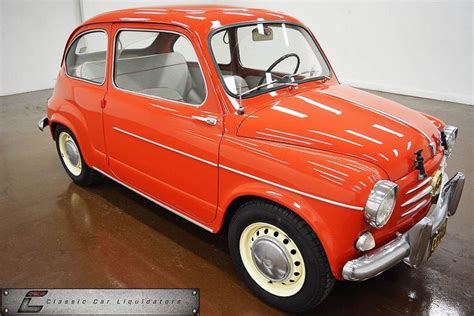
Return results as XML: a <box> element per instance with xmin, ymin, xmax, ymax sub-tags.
<box><xmin>83</xmin><ymin>5</ymin><xmax>300</xmax><ymax>33</ymax></box>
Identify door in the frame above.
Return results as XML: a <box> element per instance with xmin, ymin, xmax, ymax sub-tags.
<box><xmin>102</xmin><ymin>23</ymin><xmax>223</xmax><ymax>224</ymax></box>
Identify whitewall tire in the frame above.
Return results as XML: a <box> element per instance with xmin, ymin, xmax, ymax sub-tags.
<box><xmin>55</xmin><ymin>125</ymin><xmax>101</xmax><ymax>187</ymax></box>
<box><xmin>239</xmin><ymin>222</ymin><xmax>306</xmax><ymax>297</ymax></box>
<box><xmin>58</xmin><ymin>131</ymin><xmax>82</xmax><ymax>176</ymax></box>
<box><xmin>228</xmin><ymin>199</ymin><xmax>335</xmax><ymax>312</ymax></box>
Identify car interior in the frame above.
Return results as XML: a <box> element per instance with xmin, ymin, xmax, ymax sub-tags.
<box><xmin>64</xmin><ymin>26</ymin><xmax>311</xmax><ymax>104</ymax></box>
<box><xmin>65</xmin><ymin>30</ymin><xmax>207</xmax><ymax>105</ymax></box>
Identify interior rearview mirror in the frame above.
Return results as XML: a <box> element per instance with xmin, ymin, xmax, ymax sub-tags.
<box><xmin>252</xmin><ymin>26</ymin><xmax>273</xmax><ymax>41</ymax></box>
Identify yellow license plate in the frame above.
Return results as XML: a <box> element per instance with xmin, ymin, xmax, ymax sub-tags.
<box><xmin>428</xmin><ymin>219</ymin><xmax>447</xmax><ymax>258</ymax></box>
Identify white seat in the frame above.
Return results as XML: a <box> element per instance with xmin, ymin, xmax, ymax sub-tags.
<box><xmin>76</xmin><ymin>60</ymin><xmax>105</xmax><ymax>83</ymax></box>
<box><xmin>78</xmin><ymin>52</ymin><xmax>205</xmax><ymax>104</ymax></box>
<box><xmin>115</xmin><ymin>53</ymin><xmax>187</xmax><ymax>99</ymax></box>
<box><xmin>139</xmin><ymin>87</ymin><xmax>184</xmax><ymax>102</ymax></box>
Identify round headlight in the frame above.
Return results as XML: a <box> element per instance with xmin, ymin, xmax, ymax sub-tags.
<box><xmin>365</xmin><ymin>180</ymin><xmax>398</xmax><ymax>228</ymax></box>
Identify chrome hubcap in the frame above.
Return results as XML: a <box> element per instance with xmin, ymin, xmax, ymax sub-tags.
<box><xmin>65</xmin><ymin>140</ymin><xmax>80</xmax><ymax>166</ymax></box>
<box><xmin>58</xmin><ymin>132</ymin><xmax>82</xmax><ymax>176</ymax></box>
<box><xmin>251</xmin><ymin>237</ymin><xmax>292</xmax><ymax>281</ymax></box>
<box><xmin>240</xmin><ymin>222</ymin><xmax>306</xmax><ymax>297</ymax></box>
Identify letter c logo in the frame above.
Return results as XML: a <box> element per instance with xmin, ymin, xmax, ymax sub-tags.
<box><xmin>18</xmin><ymin>291</ymin><xmax>48</xmax><ymax>313</ymax></box>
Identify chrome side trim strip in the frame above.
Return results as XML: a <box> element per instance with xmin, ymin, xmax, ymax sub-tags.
<box><xmin>401</xmin><ymin>199</ymin><xmax>430</xmax><ymax>217</ymax></box>
<box><xmin>112</xmin><ymin>127</ymin><xmax>364</xmax><ymax>211</ymax></box>
<box><xmin>321</xmin><ymin>91</ymin><xmax>434</xmax><ymax>152</ymax></box>
<box><xmin>406</xmin><ymin>177</ymin><xmax>432</xmax><ymax>195</ymax></box>
<box><xmin>220</xmin><ymin>165</ymin><xmax>364</xmax><ymax>211</ymax></box>
<box><xmin>401</xmin><ymin>186</ymin><xmax>433</xmax><ymax>207</ymax></box>
<box><xmin>93</xmin><ymin>167</ymin><xmax>214</xmax><ymax>233</ymax></box>
<box><xmin>113</xmin><ymin>127</ymin><xmax>218</xmax><ymax>167</ymax></box>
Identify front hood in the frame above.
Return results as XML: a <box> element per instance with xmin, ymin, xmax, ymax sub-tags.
<box><xmin>237</xmin><ymin>85</ymin><xmax>441</xmax><ymax>180</ymax></box>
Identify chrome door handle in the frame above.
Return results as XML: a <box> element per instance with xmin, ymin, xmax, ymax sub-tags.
<box><xmin>192</xmin><ymin>115</ymin><xmax>217</xmax><ymax>126</ymax></box>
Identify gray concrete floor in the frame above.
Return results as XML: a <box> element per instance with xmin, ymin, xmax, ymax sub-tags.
<box><xmin>0</xmin><ymin>89</ymin><xmax>473</xmax><ymax>315</ymax></box>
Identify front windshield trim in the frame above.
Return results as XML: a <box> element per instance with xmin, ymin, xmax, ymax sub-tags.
<box><xmin>207</xmin><ymin>21</ymin><xmax>334</xmax><ymax>100</ymax></box>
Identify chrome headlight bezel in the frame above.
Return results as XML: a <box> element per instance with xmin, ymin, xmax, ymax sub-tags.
<box><xmin>441</xmin><ymin>125</ymin><xmax>458</xmax><ymax>157</ymax></box>
<box><xmin>365</xmin><ymin>180</ymin><xmax>398</xmax><ymax>228</ymax></box>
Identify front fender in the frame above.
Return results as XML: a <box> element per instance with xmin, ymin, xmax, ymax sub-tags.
<box><xmin>421</xmin><ymin>112</ymin><xmax>445</xmax><ymax>131</ymax></box>
<box><xmin>216</xmin><ymin>136</ymin><xmax>388</xmax><ymax>279</ymax></box>
<box><xmin>214</xmin><ymin>177</ymin><xmax>367</xmax><ymax>279</ymax></box>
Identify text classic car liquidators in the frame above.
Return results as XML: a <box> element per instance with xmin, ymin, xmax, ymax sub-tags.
<box><xmin>38</xmin><ymin>6</ymin><xmax>464</xmax><ymax>312</ymax></box>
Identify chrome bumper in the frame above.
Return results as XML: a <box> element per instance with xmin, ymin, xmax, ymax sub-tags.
<box><xmin>38</xmin><ymin>116</ymin><xmax>49</xmax><ymax>131</ymax></box>
<box><xmin>342</xmin><ymin>171</ymin><xmax>465</xmax><ymax>281</ymax></box>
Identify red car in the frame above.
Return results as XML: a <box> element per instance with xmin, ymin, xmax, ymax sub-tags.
<box><xmin>38</xmin><ymin>6</ymin><xmax>464</xmax><ymax>312</ymax></box>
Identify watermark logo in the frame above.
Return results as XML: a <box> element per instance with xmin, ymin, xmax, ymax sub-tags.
<box><xmin>1</xmin><ymin>289</ymin><xmax>199</xmax><ymax>315</ymax></box>
<box><xmin>17</xmin><ymin>290</ymin><xmax>48</xmax><ymax>313</ymax></box>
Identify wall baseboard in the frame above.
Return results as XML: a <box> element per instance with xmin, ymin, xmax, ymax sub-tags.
<box><xmin>2</xmin><ymin>80</ymin><xmax>472</xmax><ymax>107</ymax></box>
<box><xmin>0</xmin><ymin>86</ymin><xmax>54</xmax><ymax>98</ymax></box>
<box><xmin>342</xmin><ymin>79</ymin><xmax>473</xmax><ymax>106</ymax></box>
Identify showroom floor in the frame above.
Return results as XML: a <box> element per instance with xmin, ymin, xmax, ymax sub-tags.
<box><xmin>0</xmin><ymin>89</ymin><xmax>472</xmax><ymax>315</ymax></box>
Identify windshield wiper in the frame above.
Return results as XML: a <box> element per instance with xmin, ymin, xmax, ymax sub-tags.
<box><xmin>280</xmin><ymin>70</ymin><xmax>331</xmax><ymax>83</ymax></box>
<box><xmin>236</xmin><ymin>79</ymin><xmax>297</xmax><ymax>115</ymax></box>
<box><xmin>280</xmin><ymin>70</ymin><xmax>314</xmax><ymax>81</ymax></box>
<box><xmin>237</xmin><ymin>79</ymin><xmax>296</xmax><ymax>97</ymax></box>
<box><xmin>235</xmin><ymin>72</ymin><xmax>330</xmax><ymax>115</ymax></box>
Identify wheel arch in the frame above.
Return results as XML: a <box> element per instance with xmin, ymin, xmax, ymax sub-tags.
<box><xmin>49</xmin><ymin>121</ymin><xmax>60</xmax><ymax>140</ymax></box>
<box><xmin>218</xmin><ymin>191</ymin><xmax>345</xmax><ymax>276</ymax></box>
<box><xmin>216</xmin><ymin>190</ymin><xmax>332</xmax><ymax>254</ymax></box>
<box><xmin>49</xmin><ymin>113</ymin><xmax>94</xmax><ymax>167</ymax></box>
<box><xmin>220</xmin><ymin>194</ymin><xmax>261</xmax><ymax>233</ymax></box>
<box><xmin>214</xmin><ymin>178</ymin><xmax>368</xmax><ymax>280</ymax></box>
<box><xmin>217</xmin><ymin>174</ymin><xmax>331</xmax><ymax>225</ymax></box>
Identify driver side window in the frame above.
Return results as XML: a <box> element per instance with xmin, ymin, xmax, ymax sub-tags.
<box><xmin>113</xmin><ymin>30</ymin><xmax>206</xmax><ymax>106</ymax></box>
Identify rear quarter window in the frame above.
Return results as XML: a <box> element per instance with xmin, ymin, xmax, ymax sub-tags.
<box><xmin>65</xmin><ymin>31</ymin><xmax>108</xmax><ymax>84</ymax></box>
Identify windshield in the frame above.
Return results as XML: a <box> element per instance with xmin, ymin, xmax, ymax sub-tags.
<box><xmin>210</xmin><ymin>23</ymin><xmax>331</xmax><ymax>98</ymax></box>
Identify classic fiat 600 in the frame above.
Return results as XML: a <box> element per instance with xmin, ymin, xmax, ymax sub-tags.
<box><xmin>39</xmin><ymin>6</ymin><xmax>465</xmax><ymax>312</ymax></box>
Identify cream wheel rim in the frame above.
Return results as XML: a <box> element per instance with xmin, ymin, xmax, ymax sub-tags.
<box><xmin>58</xmin><ymin>132</ymin><xmax>82</xmax><ymax>176</ymax></box>
<box><xmin>239</xmin><ymin>222</ymin><xmax>306</xmax><ymax>297</ymax></box>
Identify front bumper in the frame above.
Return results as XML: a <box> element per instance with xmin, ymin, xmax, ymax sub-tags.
<box><xmin>342</xmin><ymin>171</ymin><xmax>465</xmax><ymax>281</ymax></box>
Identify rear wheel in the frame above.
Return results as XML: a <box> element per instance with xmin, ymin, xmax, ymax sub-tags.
<box><xmin>55</xmin><ymin>125</ymin><xmax>100</xmax><ymax>186</ymax></box>
<box><xmin>228</xmin><ymin>199</ymin><xmax>334</xmax><ymax>312</ymax></box>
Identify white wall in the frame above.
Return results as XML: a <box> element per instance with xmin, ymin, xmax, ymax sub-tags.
<box><xmin>0</xmin><ymin>0</ymin><xmax>214</xmax><ymax>97</ymax></box>
<box><xmin>0</xmin><ymin>0</ymin><xmax>81</xmax><ymax>96</ymax></box>
<box><xmin>79</xmin><ymin>0</ymin><xmax>215</xmax><ymax>20</ymax></box>
<box><xmin>1</xmin><ymin>0</ymin><xmax>472</xmax><ymax>105</ymax></box>
<box><xmin>228</xmin><ymin>0</ymin><xmax>473</xmax><ymax>105</ymax></box>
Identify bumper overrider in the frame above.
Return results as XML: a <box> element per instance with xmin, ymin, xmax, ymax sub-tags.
<box><xmin>38</xmin><ymin>116</ymin><xmax>49</xmax><ymax>131</ymax></box>
<box><xmin>343</xmin><ymin>171</ymin><xmax>465</xmax><ymax>281</ymax></box>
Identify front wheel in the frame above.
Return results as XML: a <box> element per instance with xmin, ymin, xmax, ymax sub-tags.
<box><xmin>228</xmin><ymin>200</ymin><xmax>334</xmax><ymax>312</ymax></box>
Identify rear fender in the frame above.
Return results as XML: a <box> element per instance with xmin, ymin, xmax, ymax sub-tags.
<box><xmin>49</xmin><ymin>107</ymin><xmax>94</xmax><ymax>168</ymax></box>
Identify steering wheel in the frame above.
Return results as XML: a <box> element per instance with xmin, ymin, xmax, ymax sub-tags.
<box><xmin>257</xmin><ymin>53</ymin><xmax>300</xmax><ymax>86</ymax></box>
